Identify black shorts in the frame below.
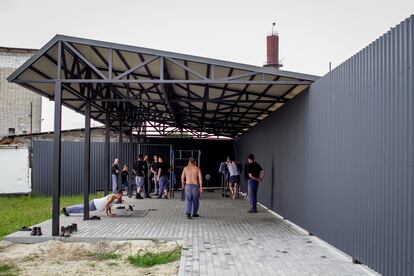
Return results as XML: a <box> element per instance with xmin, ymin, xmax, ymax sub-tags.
<box><xmin>229</xmin><ymin>175</ymin><xmax>240</xmax><ymax>185</ymax></box>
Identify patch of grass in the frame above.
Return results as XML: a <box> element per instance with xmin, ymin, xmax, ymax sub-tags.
<box><xmin>0</xmin><ymin>192</ymin><xmax>103</xmax><ymax>240</ymax></box>
<box><xmin>0</xmin><ymin>263</ymin><xmax>19</xmax><ymax>276</ymax></box>
<box><xmin>127</xmin><ymin>246</ymin><xmax>182</xmax><ymax>268</ymax></box>
<box><xmin>96</xmin><ymin>253</ymin><xmax>121</xmax><ymax>261</ymax></box>
<box><xmin>23</xmin><ymin>253</ymin><xmax>39</xmax><ymax>262</ymax></box>
<box><xmin>87</xmin><ymin>262</ymin><xmax>96</xmax><ymax>268</ymax></box>
<box><xmin>51</xmin><ymin>261</ymin><xmax>62</xmax><ymax>265</ymax></box>
<box><xmin>87</xmin><ymin>252</ymin><xmax>121</xmax><ymax>261</ymax></box>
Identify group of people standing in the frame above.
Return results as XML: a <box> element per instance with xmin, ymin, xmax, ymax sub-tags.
<box><xmin>63</xmin><ymin>153</ymin><xmax>263</xmax><ymax>219</ymax></box>
<box><xmin>220</xmin><ymin>154</ymin><xmax>264</xmax><ymax>213</ymax></box>
<box><xmin>219</xmin><ymin>157</ymin><xmax>243</xmax><ymax>199</ymax></box>
<box><xmin>111</xmin><ymin>155</ymin><xmax>171</xmax><ymax>199</ymax></box>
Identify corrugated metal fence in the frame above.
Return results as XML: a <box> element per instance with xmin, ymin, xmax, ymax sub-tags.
<box><xmin>32</xmin><ymin>141</ymin><xmax>171</xmax><ymax>196</ymax></box>
<box><xmin>32</xmin><ymin>138</ymin><xmax>234</xmax><ymax>196</ymax></box>
<box><xmin>236</xmin><ymin>15</ymin><xmax>413</xmax><ymax>276</ymax></box>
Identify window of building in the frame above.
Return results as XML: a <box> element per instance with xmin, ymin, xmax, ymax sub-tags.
<box><xmin>8</xmin><ymin>128</ymin><xmax>15</xmax><ymax>135</ymax></box>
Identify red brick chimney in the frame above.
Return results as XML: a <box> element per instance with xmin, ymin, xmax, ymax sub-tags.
<box><xmin>264</xmin><ymin>26</ymin><xmax>283</xmax><ymax>69</ymax></box>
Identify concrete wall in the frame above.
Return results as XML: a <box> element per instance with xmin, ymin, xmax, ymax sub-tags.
<box><xmin>0</xmin><ymin>51</ymin><xmax>41</xmax><ymax>137</ymax></box>
<box><xmin>236</xmin><ymin>15</ymin><xmax>414</xmax><ymax>276</ymax></box>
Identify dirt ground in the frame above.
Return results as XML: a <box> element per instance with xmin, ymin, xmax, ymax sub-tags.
<box><xmin>0</xmin><ymin>239</ymin><xmax>182</xmax><ymax>276</ymax></box>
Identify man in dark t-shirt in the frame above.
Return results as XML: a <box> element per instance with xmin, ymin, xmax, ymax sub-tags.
<box><xmin>133</xmin><ymin>155</ymin><xmax>145</xmax><ymax>199</ymax></box>
<box><xmin>142</xmin><ymin>155</ymin><xmax>151</xmax><ymax>198</ymax></box>
<box><xmin>150</xmin><ymin>156</ymin><xmax>159</xmax><ymax>194</ymax></box>
<box><xmin>246</xmin><ymin>154</ymin><xmax>264</xmax><ymax>213</ymax></box>
<box><xmin>157</xmin><ymin>156</ymin><xmax>170</xmax><ymax>199</ymax></box>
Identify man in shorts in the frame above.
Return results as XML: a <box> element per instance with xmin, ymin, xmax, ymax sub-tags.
<box><xmin>157</xmin><ymin>156</ymin><xmax>170</xmax><ymax>199</ymax></box>
<box><xmin>133</xmin><ymin>154</ymin><xmax>145</xmax><ymax>199</ymax></box>
<box><xmin>227</xmin><ymin>157</ymin><xmax>240</xmax><ymax>199</ymax></box>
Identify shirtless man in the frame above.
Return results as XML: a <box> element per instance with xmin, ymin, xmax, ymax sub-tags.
<box><xmin>181</xmin><ymin>158</ymin><xmax>203</xmax><ymax>219</ymax></box>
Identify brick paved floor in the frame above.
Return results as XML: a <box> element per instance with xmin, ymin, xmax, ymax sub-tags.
<box><xmin>6</xmin><ymin>191</ymin><xmax>377</xmax><ymax>276</ymax></box>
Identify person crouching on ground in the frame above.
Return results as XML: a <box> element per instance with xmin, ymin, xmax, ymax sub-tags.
<box><xmin>62</xmin><ymin>190</ymin><xmax>123</xmax><ymax>217</ymax></box>
<box><xmin>181</xmin><ymin>157</ymin><xmax>203</xmax><ymax>219</ymax></box>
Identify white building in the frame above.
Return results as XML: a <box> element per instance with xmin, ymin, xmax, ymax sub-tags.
<box><xmin>0</xmin><ymin>46</ymin><xmax>41</xmax><ymax>137</ymax></box>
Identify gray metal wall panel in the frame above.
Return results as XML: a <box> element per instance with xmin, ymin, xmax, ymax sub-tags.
<box><xmin>236</xmin><ymin>15</ymin><xmax>413</xmax><ymax>276</ymax></box>
<box><xmin>32</xmin><ymin>138</ymin><xmax>234</xmax><ymax>196</ymax></box>
<box><xmin>32</xmin><ymin>141</ymin><xmax>166</xmax><ymax>196</ymax></box>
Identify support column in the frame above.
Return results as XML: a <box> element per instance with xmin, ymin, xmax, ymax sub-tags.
<box><xmin>52</xmin><ymin>80</ymin><xmax>62</xmax><ymax>236</ymax></box>
<box><xmin>129</xmin><ymin>127</ymin><xmax>133</xmax><ymax>168</ymax></box>
<box><xmin>83</xmin><ymin>100</ymin><xmax>91</xmax><ymax>220</ymax></box>
<box><xmin>129</xmin><ymin>127</ymin><xmax>134</xmax><ymax>197</ymax></box>
<box><xmin>118</xmin><ymin>122</ymin><xmax>123</xmax><ymax>190</ymax></box>
<box><xmin>51</xmin><ymin>41</ymin><xmax>62</xmax><ymax>237</ymax></box>
<box><xmin>104</xmin><ymin>113</ymin><xmax>110</xmax><ymax>195</ymax></box>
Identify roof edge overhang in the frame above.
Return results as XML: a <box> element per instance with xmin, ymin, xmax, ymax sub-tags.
<box><xmin>8</xmin><ymin>34</ymin><xmax>320</xmax><ymax>83</ymax></box>
<box><xmin>7</xmin><ymin>34</ymin><xmax>321</xmax><ymax>138</ymax></box>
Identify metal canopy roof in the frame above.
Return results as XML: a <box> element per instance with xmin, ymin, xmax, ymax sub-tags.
<box><xmin>8</xmin><ymin>35</ymin><xmax>319</xmax><ymax>138</ymax></box>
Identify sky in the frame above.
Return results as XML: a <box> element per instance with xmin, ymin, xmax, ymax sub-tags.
<box><xmin>1</xmin><ymin>0</ymin><xmax>413</xmax><ymax>131</ymax></box>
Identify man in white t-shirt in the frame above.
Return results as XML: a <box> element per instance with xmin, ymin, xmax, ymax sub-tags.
<box><xmin>226</xmin><ymin>157</ymin><xmax>240</xmax><ymax>199</ymax></box>
<box><xmin>62</xmin><ymin>190</ymin><xmax>123</xmax><ymax>217</ymax></box>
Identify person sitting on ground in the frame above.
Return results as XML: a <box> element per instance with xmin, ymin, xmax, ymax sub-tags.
<box><xmin>62</xmin><ymin>190</ymin><xmax>123</xmax><ymax>217</ymax></box>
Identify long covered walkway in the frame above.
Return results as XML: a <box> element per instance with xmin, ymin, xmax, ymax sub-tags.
<box><xmin>6</xmin><ymin>191</ymin><xmax>375</xmax><ymax>276</ymax></box>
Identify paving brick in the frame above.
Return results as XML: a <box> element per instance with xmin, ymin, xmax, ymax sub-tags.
<box><xmin>5</xmin><ymin>191</ymin><xmax>377</xmax><ymax>275</ymax></box>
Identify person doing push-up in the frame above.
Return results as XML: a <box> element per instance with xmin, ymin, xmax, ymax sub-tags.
<box><xmin>62</xmin><ymin>190</ymin><xmax>123</xmax><ymax>217</ymax></box>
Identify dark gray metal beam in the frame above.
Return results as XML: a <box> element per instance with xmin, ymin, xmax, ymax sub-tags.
<box><xmin>165</xmin><ymin>57</ymin><xmax>209</xmax><ymax>80</ymax></box>
<box><xmin>104</xmin><ymin>112</ymin><xmax>110</xmax><ymax>196</ymax></box>
<box><xmin>63</xmin><ymin>41</ymin><xmax>107</xmax><ymax>79</ymax></box>
<box><xmin>51</xmin><ymin>41</ymin><xmax>62</xmax><ymax>237</ymax></box>
<box><xmin>83</xmin><ymin>100</ymin><xmax>91</xmax><ymax>220</ymax></box>
<box><xmin>14</xmin><ymin>79</ymin><xmax>311</xmax><ymax>85</ymax></box>
<box><xmin>160</xmin><ymin>57</ymin><xmax>183</xmax><ymax>130</ymax></box>
<box><xmin>129</xmin><ymin>127</ymin><xmax>133</xmax><ymax>174</ymax></box>
<box><xmin>118</xmin><ymin>122</ymin><xmax>123</xmax><ymax>191</ymax></box>
<box><xmin>87</xmin><ymin>98</ymin><xmax>284</xmax><ymax>104</ymax></box>
<box><xmin>114</xmin><ymin>56</ymin><xmax>158</xmax><ymax>80</ymax></box>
